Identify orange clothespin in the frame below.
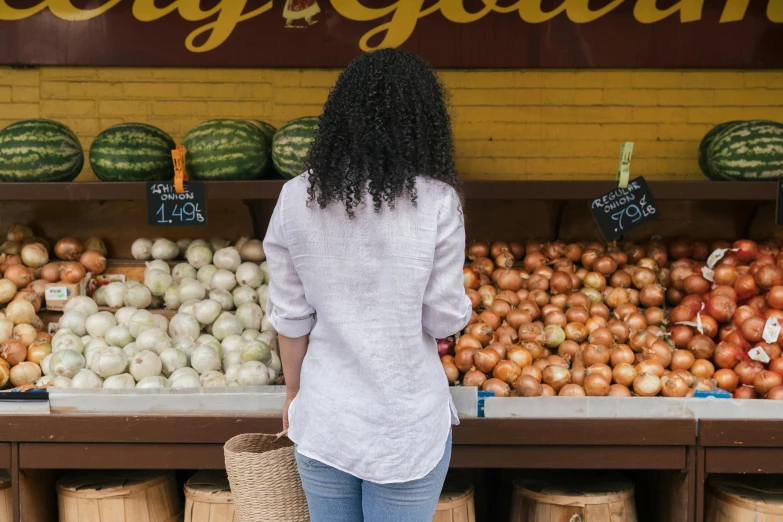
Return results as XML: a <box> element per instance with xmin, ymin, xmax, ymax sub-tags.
<box><xmin>171</xmin><ymin>145</ymin><xmax>188</xmax><ymax>194</ymax></box>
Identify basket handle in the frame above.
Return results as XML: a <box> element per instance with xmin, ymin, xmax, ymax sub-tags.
<box><xmin>274</xmin><ymin>430</ymin><xmax>288</xmax><ymax>442</ymax></box>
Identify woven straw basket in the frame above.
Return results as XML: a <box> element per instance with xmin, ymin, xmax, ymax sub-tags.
<box><xmin>224</xmin><ymin>432</ymin><xmax>310</xmax><ymax>522</ymax></box>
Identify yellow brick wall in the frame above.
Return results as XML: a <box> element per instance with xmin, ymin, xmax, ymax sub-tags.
<box><xmin>1</xmin><ymin>67</ymin><xmax>782</xmax><ymax>181</ymax></box>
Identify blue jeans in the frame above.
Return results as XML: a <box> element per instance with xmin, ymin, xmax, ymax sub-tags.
<box><xmin>295</xmin><ymin>432</ymin><xmax>452</xmax><ymax>522</ymax></box>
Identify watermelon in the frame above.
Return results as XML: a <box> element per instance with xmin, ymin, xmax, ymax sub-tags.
<box><xmin>707</xmin><ymin>120</ymin><xmax>783</xmax><ymax>180</ymax></box>
<box><xmin>246</xmin><ymin>120</ymin><xmax>280</xmax><ymax>179</ymax></box>
<box><xmin>89</xmin><ymin>123</ymin><xmax>176</xmax><ymax>182</ymax></box>
<box><xmin>698</xmin><ymin>121</ymin><xmax>743</xmax><ymax>180</ymax></box>
<box><xmin>0</xmin><ymin>119</ymin><xmax>84</xmax><ymax>182</ymax></box>
<box><xmin>272</xmin><ymin>116</ymin><xmax>318</xmax><ymax>179</ymax></box>
<box><xmin>183</xmin><ymin>119</ymin><xmax>269</xmax><ymax>181</ymax></box>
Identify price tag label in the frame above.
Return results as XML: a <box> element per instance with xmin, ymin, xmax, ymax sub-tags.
<box><xmin>589</xmin><ymin>176</ymin><xmax>659</xmax><ymax>241</ymax></box>
<box><xmin>763</xmin><ymin>316</ymin><xmax>781</xmax><ymax>344</ymax></box>
<box><xmin>146</xmin><ymin>181</ymin><xmax>207</xmax><ymax>226</ymax></box>
<box><xmin>749</xmin><ymin>346</ymin><xmax>771</xmax><ymax>364</ymax></box>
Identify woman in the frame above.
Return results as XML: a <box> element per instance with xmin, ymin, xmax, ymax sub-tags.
<box><xmin>263</xmin><ymin>48</ymin><xmax>472</xmax><ymax>522</ymax></box>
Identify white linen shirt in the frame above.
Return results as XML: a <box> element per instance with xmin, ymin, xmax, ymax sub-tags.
<box><xmin>263</xmin><ymin>175</ymin><xmax>472</xmax><ymax>484</ymax></box>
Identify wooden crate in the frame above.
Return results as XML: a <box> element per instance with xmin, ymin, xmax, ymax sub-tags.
<box><xmin>57</xmin><ymin>470</ymin><xmax>182</xmax><ymax>522</ymax></box>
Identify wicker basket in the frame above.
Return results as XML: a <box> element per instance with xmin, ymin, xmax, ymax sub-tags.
<box><xmin>224</xmin><ymin>432</ymin><xmax>309</xmax><ymax>522</ymax></box>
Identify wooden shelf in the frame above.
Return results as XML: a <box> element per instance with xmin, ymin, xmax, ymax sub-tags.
<box><xmin>0</xmin><ymin>180</ymin><xmax>776</xmax><ymax>201</ymax></box>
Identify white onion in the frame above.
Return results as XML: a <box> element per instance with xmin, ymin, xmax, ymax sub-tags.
<box><xmin>210</xmin><ymin>238</ymin><xmax>230</xmax><ymax>252</ymax></box>
<box><xmin>10</xmin><ymin>361</ymin><xmax>41</xmax><ymax>387</ymax></box>
<box><xmin>51</xmin><ymin>376</ymin><xmax>72</xmax><ymax>388</ymax></box>
<box><xmin>210</xmin><ymin>269</ymin><xmax>237</xmax><ymax>292</ymax></box>
<box><xmin>261</xmin><ymin>315</ymin><xmax>276</xmax><ymax>333</ymax></box>
<box><xmin>224</xmin><ymin>364</ymin><xmax>241</xmax><ymax>382</ymax></box>
<box><xmin>115</xmin><ymin>306</ymin><xmax>137</xmax><ymax>327</ymax></box>
<box><xmin>169</xmin><ymin>313</ymin><xmax>201</xmax><ymax>341</ymax></box>
<box><xmin>177</xmin><ymin>239</ymin><xmax>192</xmax><ymax>256</ymax></box>
<box><xmin>52</xmin><ymin>331</ymin><xmax>84</xmax><ymax>354</ymax></box>
<box><xmin>135</xmin><ymin>328</ymin><xmax>171</xmax><ymax>355</ymax></box>
<box><xmin>240</xmin><ymin>341</ymin><xmax>271</xmax><ymax>365</ymax></box>
<box><xmin>163</xmin><ymin>285</ymin><xmax>180</xmax><ymax>310</ymax></box>
<box><xmin>197</xmin><ymin>333</ymin><xmax>219</xmax><ymax>346</ymax></box>
<box><xmin>92</xmin><ymin>286</ymin><xmax>107</xmax><ymax>306</ymax></box>
<box><xmin>259</xmin><ymin>261</ymin><xmax>269</xmax><ymax>284</ymax></box>
<box><xmin>36</xmin><ymin>375</ymin><xmax>54</xmax><ymax>387</ymax></box>
<box><xmin>267</xmin><ymin>366</ymin><xmax>277</xmax><ymax>382</ymax></box>
<box><xmin>235</xmin><ymin>237</ymin><xmax>249</xmax><ymax>251</ymax></box>
<box><xmin>194</xmin><ymin>299</ymin><xmax>222</xmax><ymax>325</ymax></box>
<box><xmin>189</xmin><ymin>239</ymin><xmax>209</xmax><ymax>249</ymax></box>
<box><xmin>146</xmin><ymin>259</ymin><xmax>171</xmax><ymax>274</ymax></box>
<box><xmin>268</xmin><ymin>350</ymin><xmax>282</xmax><ymax>373</ymax></box>
<box><xmin>126</xmin><ymin>280</ymin><xmax>141</xmax><ymax>288</ymax></box>
<box><xmin>159</xmin><ymin>348</ymin><xmax>188</xmax><ymax>377</ymax></box>
<box><xmin>0</xmin><ymin>279</ymin><xmax>17</xmax><ymax>304</ymax></box>
<box><xmin>209</xmin><ymin>289</ymin><xmax>234</xmax><ymax>311</ymax></box>
<box><xmin>221</xmin><ymin>334</ymin><xmax>245</xmax><ymax>354</ymax></box>
<box><xmin>200</xmin><ymin>370</ymin><xmax>227</xmax><ymax>388</ymax></box>
<box><xmin>151</xmin><ymin>238</ymin><xmax>179</xmax><ymax>261</ymax></box>
<box><xmin>41</xmin><ymin>353</ymin><xmax>53</xmax><ymax>376</ymax></box>
<box><xmin>236</xmin><ymin>303</ymin><xmax>263</xmax><ymax>331</ymax></box>
<box><xmin>191</xmin><ymin>345</ymin><xmax>222</xmax><ymax>374</ymax></box>
<box><xmin>6</xmin><ymin>300</ymin><xmax>35</xmax><ymax>325</ymax></box>
<box><xmin>170</xmin><ymin>374</ymin><xmax>201</xmax><ymax>388</ymax></box>
<box><xmin>84</xmin><ymin>237</ymin><xmax>108</xmax><ymax>256</ymax></box>
<box><xmin>104</xmin><ymin>325</ymin><xmax>133</xmax><ymax>348</ymax></box>
<box><xmin>172</xmin><ymin>336</ymin><xmax>196</xmax><ymax>359</ymax></box>
<box><xmin>59</xmin><ymin>311</ymin><xmax>87</xmax><ymax>337</ymax></box>
<box><xmin>235</xmin><ymin>262</ymin><xmax>263</xmax><ymax>288</ymax></box>
<box><xmin>212</xmin><ymin>312</ymin><xmax>243</xmax><ymax>341</ymax></box>
<box><xmin>237</xmin><ymin>361</ymin><xmax>270</xmax><ymax>386</ymax></box>
<box><xmin>128</xmin><ymin>310</ymin><xmax>158</xmax><ymax>338</ymax></box>
<box><xmin>201</xmin><ymin>340</ymin><xmax>223</xmax><ymax>358</ymax></box>
<box><xmin>21</xmin><ymin>243</ymin><xmax>48</xmax><ymax>268</ymax></box>
<box><xmin>186</xmin><ymin>245</ymin><xmax>213</xmax><ymax>269</ymax></box>
<box><xmin>136</xmin><ymin>375</ymin><xmax>169</xmax><ymax>389</ymax></box>
<box><xmin>86</xmin><ymin>311</ymin><xmax>116</xmax><ymax>338</ymax></box>
<box><xmin>154</xmin><ymin>315</ymin><xmax>169</xmax><ymax>332</ymax></box>
<box><xmin>145</xmin><ymin>269</ymin><xmax>172</xmax><ymax>297</ymax></box>
<box><xmin>239</xmin><ymin>239</ymin><xmax>265</xmax><ymax>262</ymax></box>
<box><xmin>50</xmin><ymin>349</ymin><xmax>86</xmax><ymax>378</ymax></box>
<box><xmin>256</xmin><ymin>330</ymin><xmax>278</xmax><ymax>351</ymax></box>
<box><xmin>0</xmin><ymin>320</ymin><xmax>12</xmax><ymax>343</ymax></box>
<box><xmin>90</xmin><ymin>347</ymin><xmax>129</xmax><ymax>378</ymax></box>
<box><xmin>123</xmin><ymin>342</ymin><xmax>139</xmax><ymax>358</ymax></box>
<box><xmin>129</xmin><ymin>350</ymin><xmax>162</xmax><ymax>381</ymax></box>
<box><xmin>232</xmin><ymin>286</ymin><xmax>258</xmax><ymax>307</ymax></box>
<box><xmin>169</xmin><ymin>367</ymin><xmax>199</xmax><ymax>382</ymax></box>
<box><xmin>81</xmin><ymin>335</ymin><xmax>93</xmax><ymax>345</ymax></box>
<box><xmin>177</xmin><ymin>299</ymin><xmax>197</xmax><ymax>316</ymax></box>
<box><xmin>242</xmin><ymin>329</ymin><xmax>260</xmax><ymax>341</ymax></box>
<box><xmin>125</xmin><ymin>285</ymin><xmax>152</xmax><ymax>309</ymax></box>
<box><xmin>172</xmin><ymin>263</ymin><xmax>197</xmax><ymax>284</ymax></box>
<box><xmin>65</xmin><ymin>296</ymin><xmax>99</xmax><ymax>317</ymax></box>
<box><xmin>104</xmin><ymin>281</ymin><xmax>128</xmax><ymax>309</ymax></box>
<box><xmin>213</xmin><ymin>247</ymin><xmax>241</xmax><ymax>272</ymax></box>
<box><xmin>71</xmin><ymin>369</ymin><xmax>103</xmax><ymax>388</ymax></box>
<box><xmin>84</xmin><ymin>338</ymin><xmax>109</xmax><ymax>367</ymax></box>
<box><xmin>223</xmin><ymin>351</ymin><xmax>242</xmax><ymax>368</ymax></box>
<box><xmin>131</xmin><ymin>238</ymin><xmax>153</xmax><ymax>260</ymax></box>
<box><xmin>103</xmin><ymin>373</ymin><xmax>136</xmax><ymax>389</ymax></box>
<box><xmin>228</xmin><ymin>381</ymin><xmax>239</xmax><ymax>387</ymax></box>
<box><xmin>178</xmin><ymin>278</ymin><xmax>206</xmax><ymax>302</ymax></box>
<box><xmin>197</xmin><ymin>264</ymin><xmax>218</xmax><ymax>289</ymax></box>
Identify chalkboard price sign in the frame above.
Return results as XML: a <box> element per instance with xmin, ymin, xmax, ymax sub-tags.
<box><xmin>589</xmin><ymin>177</ymin><xmax>659</xmax><ymax>241</ymax></box>
<box><xmin>147</xmin><ymin>182</ymin><xmax>207</xmax><ymax>227</ymax></box>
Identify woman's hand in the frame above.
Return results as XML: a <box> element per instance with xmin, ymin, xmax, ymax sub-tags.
<box><xmin>283</xmin><ymin>393</ymin><xmax>297</xmax><ymax>431</ymax></box>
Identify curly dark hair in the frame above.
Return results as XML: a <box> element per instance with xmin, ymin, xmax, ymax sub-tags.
<box><xmin>306</xmin><ymin>48</ymin><xmax>460</xmax><ymax>217</ymax></box>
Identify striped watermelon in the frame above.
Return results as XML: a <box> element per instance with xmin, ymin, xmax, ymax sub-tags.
<box><xmin>272</xmin><ymin>117</ymin><xmax>318</xmax><ymax>179</ymax></box>
<box><xmin>0</xmin><ymin>119</ymin><xmax>84</xmax><ymax>182</ymax></box>
<box><xmin>698</xmin><ymin>121</ymin><xmax>743</xmax><ymax>180</ymax></box>
<box><xmin>183</xmin><ymin>119</ymin><xmax>269</xmax><ymax>181</ymax></box>
<box><xmin>246</xmin><ymin>120</ymin><xmax>280</xmax><ymax>179</ymax></box>
<box><xmin>708</xmin><ymin>120</ymin><xmax>783</xmax><ymax>180</ymax></box>
<box><xmin>89</xmin><ymin>123</ymin><xmax>176</xmax><ymax>182</ymax></box>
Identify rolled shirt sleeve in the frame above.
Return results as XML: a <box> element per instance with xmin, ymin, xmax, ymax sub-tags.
<box><xmin>422</xmin><ymin>188</ymin><xmax>473</xmax><ymax>340</ymax></box>
<box><xmin>263</xmin><ymin>186</ymin><xmax>315</xmax><ymax>338</ymax></box>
